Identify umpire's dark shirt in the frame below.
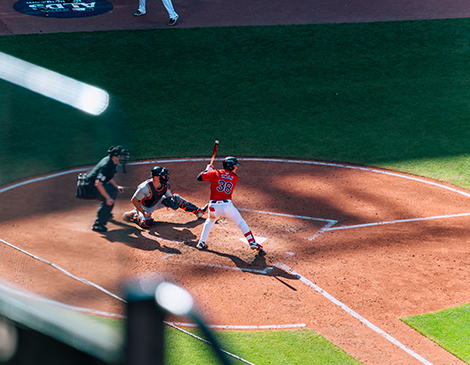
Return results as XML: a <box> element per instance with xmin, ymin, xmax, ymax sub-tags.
<box><xmin>87</xmin><ymin>156</ymin><xmax>118</xmax><ymax>184</ymax></box>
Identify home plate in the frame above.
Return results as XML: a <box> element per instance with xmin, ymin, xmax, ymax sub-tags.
<box><xmin>239</xmin><ymin>237</ymin><xmax>268</xmax><ymax>244</ymax></box>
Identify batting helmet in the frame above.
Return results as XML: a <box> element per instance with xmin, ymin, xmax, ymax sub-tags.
<box><xmin>150</xmin><ymin>166</ymin><xmax>170</xmax><ymax>183</ymax></box>
<box><xmin>223</xmin><ymin>156</ymin><xmax>239</xmax><ymax>171</ymax></box>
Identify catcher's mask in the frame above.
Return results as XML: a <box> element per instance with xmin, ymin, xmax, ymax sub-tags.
<box><xmin>119</xmin><ymin>149</ymin><xmax>130</xmax><ymax>165</ymax></box>
<box><xmin>223</xmin><ymin>156</ymin><xmax>239</xmax><ymax>171</ymax></box>
<box><xmin>150</xmin><ymin>166</ymin><xmax>170</xmax><ymax>183</ymax></box>
<box><xmin>108</xmin><ymin>146</ymin><xmax>130</xmax><ymax>172</ymax></box>
<box><xmin>108</xmin><ymin>146</ymin><xmax>129</xmax><ymax>160</ymax></box>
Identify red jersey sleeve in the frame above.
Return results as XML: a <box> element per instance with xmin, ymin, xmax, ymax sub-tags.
<box><xmin>201</xmin><ymin>169</ymin><xmax>238</xmax><ymax>200</ymax></box>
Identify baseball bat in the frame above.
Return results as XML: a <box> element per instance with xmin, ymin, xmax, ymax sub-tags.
<box><xmin>210</xmin><ymin>140</ymin><xmax>219</xmax><ymax>166</ymax></box>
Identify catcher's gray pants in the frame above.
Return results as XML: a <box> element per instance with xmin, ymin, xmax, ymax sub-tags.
<box><xmin>95</xmin><ymin>183</ymin><xmax>118</xmax><ymax>226</ymax></box>
<box><xmin>131</xmin><ymin>194</ymin><xmax>199</xmax><ymax>226</ymax></box>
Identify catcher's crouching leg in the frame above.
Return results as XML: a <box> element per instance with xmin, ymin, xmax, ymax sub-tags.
<box><xmin>172</xmin><ymin>194</ymin><xmax>205</xmax><ymax>217</ymax></box>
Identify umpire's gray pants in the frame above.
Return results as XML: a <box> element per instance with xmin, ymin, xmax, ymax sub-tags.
<box><xmin>95</xmin><ymin>183</ymin><xmax>118</xmax><ymax>226</ymax></box>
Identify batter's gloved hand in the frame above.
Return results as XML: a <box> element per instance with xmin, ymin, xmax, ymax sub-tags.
<box><xmin>205</xmin><ymin>164</ymin><xmax>214</xmax><ymax>171</ymax></box>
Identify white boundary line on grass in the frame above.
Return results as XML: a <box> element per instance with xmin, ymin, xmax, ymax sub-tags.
<box><xmin>243</xmin><ymin>158</ymin><xmax>470</xmax><ymax>199</ymax></box>
<box><xmin>164</xmin><ymin>321</ymin><xmax>257</xmax><ymax>365</ymax></box>
<box><xmin>0</xmin><ymin>168</ymin><xmax>86</xmax><ymax>194</ymax></box>
<box><xmin>3</xmin><ymin>157</ymin><xmax>470</xmax><ymax>199</ymax></box>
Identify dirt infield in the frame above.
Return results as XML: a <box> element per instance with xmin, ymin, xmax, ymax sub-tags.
<box><xmin>0</xmin><ymin>158</ymin><xmax>469</xmax><ymax>364</ymax></box>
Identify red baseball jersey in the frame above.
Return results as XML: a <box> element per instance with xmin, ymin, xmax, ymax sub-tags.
<box><xmin>200</xmin><ymin>169</ymin><xmax>238</xmax><ymax>200</ymax></box>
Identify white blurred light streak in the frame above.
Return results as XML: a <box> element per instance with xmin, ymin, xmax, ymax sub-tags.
<box><xmin>0</xmin><ymin>51</ymin><xmax>109</xmax><ymax>115</ymax></box>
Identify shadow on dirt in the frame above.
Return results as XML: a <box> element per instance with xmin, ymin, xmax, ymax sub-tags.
<box><xmin>100</xmin><ymin>218</ymin><xmax>204</xmax><ymax>253</ymax></box>
<box><xmin>184</xmin><ymin>240</ymin><xmax>300</xmax><ymax>283</ymax></box>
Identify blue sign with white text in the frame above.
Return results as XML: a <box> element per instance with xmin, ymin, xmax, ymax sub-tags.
<box><xmin>14</xmin><ymin>0</ymin><xmax>113</xmax><ymax>18</ymax></box>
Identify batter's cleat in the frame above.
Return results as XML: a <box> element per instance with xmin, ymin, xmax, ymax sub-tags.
<box><xmin>196</xmin><ymin>241</ymin><xmax>208</xmax><ymax>250</ymax></box>
<box><xmin>133</xmin><ymin>10</ymin><xmax>145</xmax><ymax>16</ymax></box>
<box><xmin>168</xmin><ymin>15</ymin><xmax>178</xmax><ymax>26</ymax></box>
<box><xmin>250</xmin><ymin>242</ymin><xmax>263</xmax><ymax>251</ymax></box>
<box><xmin>92</xmin><ymin>223</ymin><xmax>107</xmax><ymax>233</ymax></box>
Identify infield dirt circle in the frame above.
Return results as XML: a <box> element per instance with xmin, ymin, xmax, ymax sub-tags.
<box><xmin>0</xmin><ymin>158</ymin><xmax>469</xmax><ymax>364</ymax></box>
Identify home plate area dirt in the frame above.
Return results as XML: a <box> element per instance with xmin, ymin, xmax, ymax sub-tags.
<box><xmin>0</xmin><ymin>158</ymin><xmax>469</xmax><ymax>364</ymax></box>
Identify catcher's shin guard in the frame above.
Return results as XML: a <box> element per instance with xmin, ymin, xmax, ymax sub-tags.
<box><xmin>173</xmin><ymin>194</ymin><xmax>199</xmax><ymax>214</ymax></box>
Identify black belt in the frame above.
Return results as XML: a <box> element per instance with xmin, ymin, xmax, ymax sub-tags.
<box><xmin>211</xmin><ymin>200</ymin><xmax>229</xmax><ymax>203</ymax></box>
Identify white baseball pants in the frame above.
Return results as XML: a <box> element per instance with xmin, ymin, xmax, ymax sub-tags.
<box><xmin>138</xmin><ymin>0</ymin><xmax>178</xmax><ymax>19</ymax></box>
<box><xmin>199</xmin><ymin>200</ymin><xmax>254</xmax><ymax>244</ymax></box>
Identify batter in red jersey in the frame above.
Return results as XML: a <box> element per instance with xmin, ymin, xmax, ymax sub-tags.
<box><xmin>196</xmin><ymin>156</ymin><xmax>263</xmax><ymax>252</ymax></box>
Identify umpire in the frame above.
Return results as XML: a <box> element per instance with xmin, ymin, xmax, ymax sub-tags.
<box><xmin>87</xmin><ymin>146</ymin><xmax>129</xmax><ymax>232</ymax></box>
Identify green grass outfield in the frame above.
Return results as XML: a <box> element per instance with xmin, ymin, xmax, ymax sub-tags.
<box><xmin>3</xmin><ymin>19</ymin><xmax>470</xmax><ymax>187</ymax></box>
<box><xmin>1</xmin><ymin>18</ymin><xmax>470</xmax><ymax>363</ymax></box>
<box><xmin>102</xmin><ymin>317</ymin><xmax>362</xmax><ymax>364</ymax></box>
<box><xmin>166</xmin><ymin>327</ymin><xmax>362</xmax><ymax>365</ymax></box>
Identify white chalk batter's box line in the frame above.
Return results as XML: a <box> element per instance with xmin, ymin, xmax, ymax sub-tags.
<box><xmin>167</xmin><ymin>322</ymin><xmax>306</xmax><ymax>330</ymax></box>
<box><xmin>323</xmin><ymin>212</ymin><xmax>470</xmax><ymax>232</ymax></box>
<box><xmin>236</xmin><ymin>208</ymin><xmax>470</xmax><ymax>241</ymax></box>
<box><xmin>228</xmin><ymin>208</ymin><xmax>337</xmax><ymax>242</ymax></box>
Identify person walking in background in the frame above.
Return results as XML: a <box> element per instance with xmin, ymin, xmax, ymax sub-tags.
<box><xmin>195</xmin><ymin>156</ymin><xmax>264</xmax><ymax>252</ymax></box>
<box><xmin>87</xmin><ymin>146</ymin><xmax>129</xmax><ymax>233</ymax></box>
<box><xmin>134</xmin><ymin>0</ymin><xmax>179</xmax><ymax>26</ymax></box>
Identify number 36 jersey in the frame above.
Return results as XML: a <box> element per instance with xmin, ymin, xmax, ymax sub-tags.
<box><xmin>200</xmin><ymin>169</ymin><xmax>238</xmax><ymax>201</ymax></box>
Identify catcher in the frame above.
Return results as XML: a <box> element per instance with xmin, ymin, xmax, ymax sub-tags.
<box><xmin>123</xmin><ymin>166</ymin><xmax>207</xmax><ymax>229</ymax></box>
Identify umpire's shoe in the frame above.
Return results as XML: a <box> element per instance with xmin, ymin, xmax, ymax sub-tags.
<box><xmin>92</xmin><ymin>223</ymin><xmax>107</xmax><ymax>232</ymax></box>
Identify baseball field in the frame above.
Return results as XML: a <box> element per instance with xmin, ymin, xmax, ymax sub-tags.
<box><xmin>1</xmin><ymin>1</ymin><xmax>470</xmax><ymax>364</ymax></box>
